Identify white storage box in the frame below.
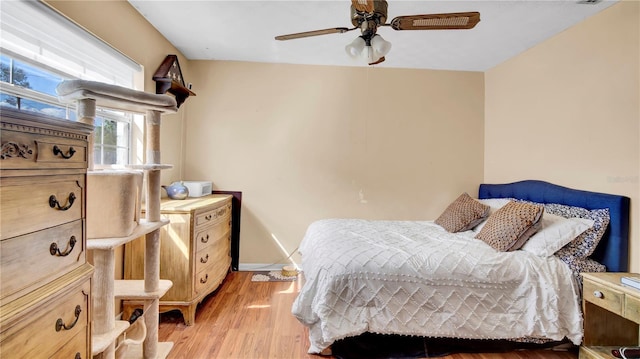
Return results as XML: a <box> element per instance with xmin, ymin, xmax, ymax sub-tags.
<box><xmin>182</xmin><ymin>181</ymin><xmax>212</xmax><ymax>197</ymax></box>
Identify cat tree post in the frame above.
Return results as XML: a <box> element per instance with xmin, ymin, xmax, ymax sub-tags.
<box><xmin>92</xmin><ymin>247</ymin><xmax>116</xmax><ymax>359</ymax></box>
<box><xmin>76</xmin><ymin>98</ymin><xmax>97</xmax><ymax>170</ymax></box>
<box><xmin>143</xmin><ymin>109</ymin><xmax>162</xmax><ymax>359</ymax></box>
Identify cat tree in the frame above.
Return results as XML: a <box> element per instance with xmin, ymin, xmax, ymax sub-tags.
<box><xmin>57</xmin><ymin>80</ymin><xmax>178</xmax><ymax>359</ymax></box>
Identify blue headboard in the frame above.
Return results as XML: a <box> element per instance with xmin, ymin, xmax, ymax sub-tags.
<box><xmin>478</xmin><ymin>180</ymin><xmax>630</xmax><ymax>272</ymax></box>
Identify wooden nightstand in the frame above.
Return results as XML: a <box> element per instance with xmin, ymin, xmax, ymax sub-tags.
<box><xmin>580</xmin><ymin>272</ymin><xmax>640</xmax><ymax>358</ymax></box>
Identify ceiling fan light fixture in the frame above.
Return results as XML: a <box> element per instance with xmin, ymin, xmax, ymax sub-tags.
<box><xmin>345</xmin><ymin>36</ymin><xmax>366</xmax><ymax>58</ymax></box>
<box><xmin>370</xmin><ymin>34</ymin><xmax>392</xmax><ymax>57</ymax></box>
<box><xmin>345</xmin><ymin>34</ymin><xmax>391</xmax><ymax>65</ymax></box>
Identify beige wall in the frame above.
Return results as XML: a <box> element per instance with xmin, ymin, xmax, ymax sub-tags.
<box><xmin>485</xmin><ymin>1</ymin><xmax>639</xmax><ymax>272</ymax></box>
<box><xmin>185</xmin><ymin>62</ymin><xmax>485</xmax><ymax>265</ymax></box>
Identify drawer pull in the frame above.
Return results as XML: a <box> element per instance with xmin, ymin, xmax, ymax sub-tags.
<box><xmin>205</xmin><ymin>214</ymin><xmax>212</xmax><ymax>221</ymax></box>
<box><xmin>49</xmin><ymin>236</ymin><xmax>77</xmax><ymax>257</ymax></box>
<box><xmin>593</xmin><ymin>290</ymin><xmax>604</xmax><ymax>299</ymax></box>
<box><xmin>200</xmin><ymin>254</ymin><xmax>209</xmax><ymax>264</ymax></box>
<box><xmin>55</xmin><ymin>305</ymin><xmax>82</xmax><ymax>332</ymax></box>
<box><xmin>52</xmin><ymin>145</ymin><xmax>76</xmax><ymax>159</ymax></box>
<box><xmin>75</xmin><ymin>353</ymin><xmax>82</xmax><ymax>359</ymax></box>
<box><xmin>200</xmin><ymin>274</ymin><xmax>209</xmax><ymax>284</ymax></box>
<box><xmin>201</xmin><ymin>234</ymin><xmax>210</xmax><ymax>243</ymax></box>
<box><xmin>49</xmin><ymin>192</ymin><xmax>76</xmax><ymax>211</ymax></box>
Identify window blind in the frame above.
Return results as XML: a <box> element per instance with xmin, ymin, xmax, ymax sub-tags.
<box><xmin>0</xmin><ymin>0</ymin><xmax>142</xmax><ymax>89</ymax></box>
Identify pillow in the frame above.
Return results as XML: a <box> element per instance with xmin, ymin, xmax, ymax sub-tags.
<box><xmin>473</xmin><ymin>198</ymin><xmax>515</xmax><ymax>233</ymax></box>
<box><xmin>434</xmin><ymin>193</ymin><xmax>490</xmax><ymax>233</ymax></box>
<box><xmin>478</xmin><ymin>198</ymin><xmax>514</xmax><ymax>213</ymax></box>
<box><xmin>521</xmin><ymin>212</ymin><xmax>594</xmax><ymax>257</ymax></box>
<box><xmin>475</xmin><ymin>201</ymin><xmax>544</xmax><ymax>252</ymax></box>
<box><xmin>542</xmin><ymin>203</ymin><xmax>610</xmax><ymax>259</ymax></box>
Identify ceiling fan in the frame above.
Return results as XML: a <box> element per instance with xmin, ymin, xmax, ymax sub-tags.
<box><xmin>275</xmin><ymin>0</ymin><xmax>480</xmax><ymax>65</ymax></box>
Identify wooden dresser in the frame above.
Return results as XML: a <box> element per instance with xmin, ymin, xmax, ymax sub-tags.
<box><xmin>0</xmin><ymin>108</ymin><xmax>94</xmax><ymax>358</ymax></box>
<box><xmin>124</xmin><ymin>194</ymin><xmax>233</xmax><ymax>325</ymax></box>
<box><xmin>580</xmin><ymin>272</ymin><xmax>640</xmax><ymax>359</ymax></box>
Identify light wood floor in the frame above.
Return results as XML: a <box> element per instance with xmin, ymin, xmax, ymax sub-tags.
<box><xmin>157</xmin><ymin>271</ymin><xmax>579</xmax><ymax>359</ymax></box>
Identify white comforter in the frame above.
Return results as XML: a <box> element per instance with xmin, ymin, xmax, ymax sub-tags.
<box><xmin>292</xmin><ymin>219</ymin><xmax>583</xmax><ymax>354</ymax></box>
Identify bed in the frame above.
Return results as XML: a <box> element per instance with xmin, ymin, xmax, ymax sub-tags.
<box><xmin>292</xmin><ymin>180</ymin><xmax>630</xmax><ymax>354</ymax></box>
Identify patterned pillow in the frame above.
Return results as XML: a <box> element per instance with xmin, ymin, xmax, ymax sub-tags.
<box><xmin>474</xmin><ymin>198</ymin><xmax>515</xmax><ymax>233</ymax></box>
<box><xmin>434</xmin><ymin>193</ymin><xmax>490</xmax><ymax>233</ymax></box>
<box><xmin>475</xmin><ymin>201</ymin><xmax>544</xmax><ymax>252</ymax></box>
<box><xmin>542</xmin><ymin>203</ymin><xmax>610</xmax><ymax>259</ymax></box>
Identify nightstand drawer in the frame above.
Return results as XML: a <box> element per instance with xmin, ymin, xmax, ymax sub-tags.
<box><xmin>584</xmin><ymin>279</ymin><xmax>624</xmax><ymax>315</ymax></box>
<box><xmin>0</xmin><ymin>174</ymin><xmax>84</xmax><ymax>240</ymax></box>
<box><xmin>626</xmin><ymin>295</ymin><xmax>640</xmax><ymax>324</ymax></box>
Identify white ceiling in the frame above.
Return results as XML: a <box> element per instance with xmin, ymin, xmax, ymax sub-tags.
<box><xmin>127</xmin><ymin>0</ymin><xmax>618</xmax><ymax>72</ymax></box>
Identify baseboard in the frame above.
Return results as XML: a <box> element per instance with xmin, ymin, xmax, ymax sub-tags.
<box><xmin>238</xmin><ymin>263</ymin><xmax>292</xmax><ymax>271</ymax></box>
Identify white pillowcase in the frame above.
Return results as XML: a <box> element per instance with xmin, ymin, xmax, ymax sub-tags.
<box><xmin>478</xmin><ymin>198</ymin><xmax>513</xmax><ymax>213</ymax></box>
<box><xmin>521</xmin><ymin>212</ymin><xmax>594</xmax><ymax>257</ymax></box>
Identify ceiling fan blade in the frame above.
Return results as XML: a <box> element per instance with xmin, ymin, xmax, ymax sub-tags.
<box><xmin>275</xmin><ymin>27</ymin><xmax>353</xmax><ymax>41</ymax></box>
<box><xmin>389</xmin><ymin>12</ymin><xmax>480</xmax><ymax>31</ymax></box>
<box><xmin>351</xmin><ymin>0</ymin><xmax>375</xmax><ymax>13</ymax></box>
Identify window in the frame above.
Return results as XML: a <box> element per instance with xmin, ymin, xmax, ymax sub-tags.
<box><xmin>0</xmin><ymin>1</ymin><xmax>143</xmax><ymax>166</ymax></box>
<box><xmin>94</xmin><ymin>110</ymin><xmax>132</xmax><ymax>166</ymax></box>
<box><xmin>1</xmin><ymin>53</ymin><xmax>75</xmax><ymax>119</ymax></box>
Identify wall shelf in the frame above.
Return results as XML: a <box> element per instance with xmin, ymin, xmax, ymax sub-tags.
<box><xmin>152</xmin><ymin>54</ymin><xmax>195</xmax><ymax>108</ymax></box>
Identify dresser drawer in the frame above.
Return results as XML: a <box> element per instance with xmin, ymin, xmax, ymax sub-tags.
<box><xmin>0</xmin><ymin>174</ymin><xmax>84</xmax><ymax>240</ymax></box>
<box><xmin>0</xmin><ymin>128</ymin><xmax>88</xmax><ymax>170</ymax></box>
<box><xmin>50</xmin><ymin>329</ymin><xmax>90</xmax><ymax>359</ymax></box>
<box><xmin>194</xmin><ymin>245</ymin><xmax>217</xmax><ymax>273</ymax></box>
<box><xmin>0</xmin><ymin>278</ymin><xmax>90</xmax><ymax>359</ymax></box>
<box><xmin>194</xmin><ymin>232</ymin><xmax>230</xmax><ymax>276</ymax></box>
<box><xmin>194</xmin><ymin>202</ymin><xmax>231</xmax><ymax>228</ymax></box>
<box><xmin>194</xmin><ymin>218</ymin><xmax>230</xmax><ymax>252</ymax></box>
<box><xmin>584</xmin><ymin>278</ymin><xmax>624</xmax><ymax>315</ymax></box>
<box><xmin>626</xmin><ymin>294</ymin><xmax>640</xmax><ymax>324</ymax></box>
<box><xmin>1</xmin><ymin>220</ymin><xmax>85</xmax><ymax>305</ymax></box>
<box><xmin>195</xmin><ymin>252</ymin><xmax>230</xmax><ymax>295</ymax></box>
